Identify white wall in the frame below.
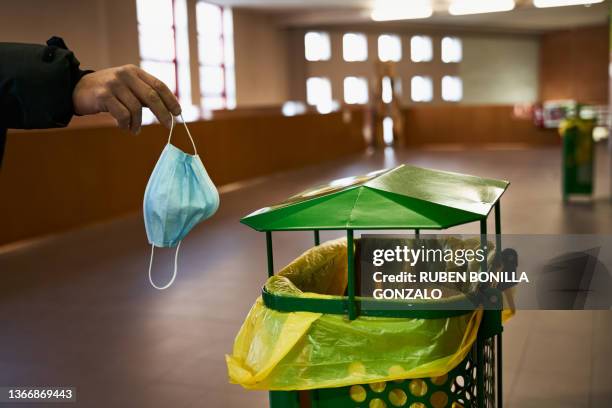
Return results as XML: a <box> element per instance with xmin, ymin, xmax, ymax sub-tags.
<box><xmin>460</xmin><ymin>35</ymin><xmax>540</xmax><ymax>104</ymax></box>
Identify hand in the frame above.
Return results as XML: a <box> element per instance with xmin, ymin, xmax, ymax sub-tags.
<box><xmin>72</xmin><ymin>64</ymin><xmax>181</xmax><ymax>134</ymax></box>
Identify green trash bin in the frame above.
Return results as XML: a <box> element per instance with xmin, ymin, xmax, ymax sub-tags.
<box><xmin>237</xmin><ymin>165</ymin><xmax>511</xmax><ymax>408</ymax></box>
<box><xmin>561</xmin><ymin>112</ymin><xmax>596</xmax><ymax>201</ymax></box>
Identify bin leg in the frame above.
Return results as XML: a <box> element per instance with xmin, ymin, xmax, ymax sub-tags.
<box><xmin>497</xmin><ymin>332</ymin><xmax>503</xmax><ymax>408</ymax></box>
<box><xmin>477</xmin><ymin>336</ymin><xmax>485</xmax><ymax>408</ymax></box>
<box><xmin>346</xmin><ymin>229</ymin><xmax>356</xmax><ymax>320</ymax></box>
<box><xmin>269</xmin><ymin>391</ymin><xmax>300</xmax><ymax>408</ymax></box>
<box><xmin>494</xmin><ymin>201</ymin><xmax>501</xmax><ymax>258</ymax></box>
<box><xmin>266</xmin><ymin>231</ymin><xmax>274</xmax><ymax>277</ymax></box>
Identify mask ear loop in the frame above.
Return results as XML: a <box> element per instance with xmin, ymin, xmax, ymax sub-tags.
<box><xmin>167</xmin><ymin>114</ymin><xmax>198</xmax><ymax>156</ymax></box>
<box><xmin>148</xmin><ymin>241</ymin><xmax>181</xmax><ymax>290</ymax></box>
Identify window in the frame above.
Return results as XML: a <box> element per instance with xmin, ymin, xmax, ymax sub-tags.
<box><xmin>382</xmin><ymin>77</ymin><xmax>393</xmax><ymax>103</ymax></box>
<box><xmin>410</xmin><ymin>35</ymin><xmax>432</xmax><ymax>62</ymax></box>
<box><xmin>441</xmin><ymin>37</ymin><xmax>462</xmax><ymax>63</ymax></box>
<box><xmin>344</xmin><ymin>77</ymin><xmax>369</xmax><ymax>104</ymax></box>
<box><xmin>306</xmin><ymin>77</ymin><xmax>333</xmax><ymax>113</ymax></box>
<box><xmin>343</xmin><ymin>33</ymin><xmax>368</xmax><ymax>62</ymax></box>
<box><xmin>378</xmin><ymin>34</ymin><xmax>402</xmax><ymax>62</ymax></box>
<box><xmin>137</xmin><ymin>0</ymin><xmax>182</xmax><ymax>123</ymax></box>
<box><xmin>442</xmin><ymin>76</ymin><xmax>462</xmax><ymax>101</ymax></box>
<box><xmin>196</xmin><ymin>2</ymin><xmax>236</xmax><ymax>111</ymax></box>
<box><xmin>411</xmin><ymin>76</ymin><xmax>433</xmax><ymax>102</ymax></box>
<box><xmin>305</xmin><ymin>31</ymin><xmax>331</xmax><ymax>61</ymax></box>
<box><xmin>382</xmin><ymin>117</ymin><xmax>394</xmax><ymax>145</ymax></box>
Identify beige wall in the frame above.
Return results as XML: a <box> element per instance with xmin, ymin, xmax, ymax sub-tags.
<box><xmin>0</xmin><ymin>0</ymin><xmax>139</xmax><ymax>70</ymax></box>
<box><xmin>232</xmin><ymin>10</ymin><xmax>291</xmax><ymax>107</ymax></box>
<box><xmin>289</xmin><ymin>28</ymin><xmax>459</xmax><ymax>106</ymax></box>
<box><xmin>289</xmin><ymin>26</ymin><xmax>539</xmax><ymax>106</ymax></box>
<box><xmin>461</xmin><ymin>35</ymin><xmax>540</xmax><ymax>104</ymax></box>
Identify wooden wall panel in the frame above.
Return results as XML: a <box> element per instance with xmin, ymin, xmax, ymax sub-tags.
<box><xmin>540</xmin><ymin>24</ymin><xmax>609</xmax><ymax>104</ymax></box>
<box><xmin>400</xmin><ymin>105</ymin><xmax>559</xmax><ymax>146</ymax></box>
<box><xmin>0</xmin><ymin>111</ymin><xmax>365</xmax><ymax>245</ymax></box>
<box><xmin>0</xmin><ymin>104</ymin><xmax>559</xmax><ymax>246</ymax></box>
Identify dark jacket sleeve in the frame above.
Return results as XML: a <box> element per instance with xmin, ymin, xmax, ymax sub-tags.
<box><xmin>0</xmin><ymin>37</ymin><xmax>92</xmax><ymax>166</ymax></box>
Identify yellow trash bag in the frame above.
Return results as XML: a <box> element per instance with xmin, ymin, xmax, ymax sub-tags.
<box><xmin>275</xmin><ymin>237</ymin><xmax>348</xmax><ymax>296</ymax></box>
<box><xmin>226</xmin><ymin>237</ymin><xmax>493</xmax><ymax>391</ymax></box>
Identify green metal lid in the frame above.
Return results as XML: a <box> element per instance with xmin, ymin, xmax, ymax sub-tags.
<box><xmin>241</xmin><ymin>164</ymin><xmax>509</xmax><ymax>231</ymax></box>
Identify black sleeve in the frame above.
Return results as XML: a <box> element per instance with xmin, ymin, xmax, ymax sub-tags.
<box><xmin>0</xmin><ymin>36</ymin><xmax>92</xmax><ymax>129</ymax></box>
<box><xmin>0</xmin><ymin>36</ymin><xmax>92</xmax><ymax>166</ymax></box>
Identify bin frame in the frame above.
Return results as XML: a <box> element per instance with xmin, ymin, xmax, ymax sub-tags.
<box><xmin>240</xmin><ymin>165</ymin><xmax>509</xmax><ymax>408</ymax></box>
<box><xmin>260</xmin><ymin>202</ymin><xmax>503</xmax><ymax>408</ymax></box>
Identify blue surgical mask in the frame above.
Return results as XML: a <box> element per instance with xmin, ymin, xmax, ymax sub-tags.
<box><xmin>144</xmin><ymin>115</ymin><xmax>219</xmax><ymax>289</ymax></box>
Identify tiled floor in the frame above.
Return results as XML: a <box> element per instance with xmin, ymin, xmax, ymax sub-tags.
<box><xmin>0</xmin><ymin>145</ymin><xmax>611</xmax><ymax>407</ymax></box>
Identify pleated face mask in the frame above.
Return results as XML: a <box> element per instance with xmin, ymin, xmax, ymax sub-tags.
<box><xmin>144</xmin><ymin>115</ymin><xmax>219</xmax><ymax>289</ymax></box>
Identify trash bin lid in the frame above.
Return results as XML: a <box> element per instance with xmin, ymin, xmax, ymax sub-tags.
<box><xmin>241</xmin><ymin>164</ymin><xmax>509</xmax><ymax>231</ymax></box>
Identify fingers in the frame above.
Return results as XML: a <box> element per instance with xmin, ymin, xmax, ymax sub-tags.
<box><xmin>115</xmin><ymin>65</ymin><xmax>180</xmax><ymax>129</ymax></box>
<box><xmin>111</xmin><ymin>83</ymin><xmax>143</xmax><ymax>134</ymax></box>
<box><xmin>137</xmin><ymin>69</ymin><xmax>182</xmax><ymax>116</ymax></box>
<box><xmin>102</xmin><ymin>94</ymin><xmax>132</xmax><ymax>131</ymax></box>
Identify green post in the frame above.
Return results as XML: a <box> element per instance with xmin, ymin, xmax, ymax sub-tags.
<box><xmin>347</xmin><ymin>229</ymin><xmax>356</xmax><ymax>320</ymax></box>
<box><xmin>266</xmin><ymin>231</ymin><xmax>274</xmax><ymax>277</ymax></box>
<box><xmin>478</xmin><ymin>218</ymin><xmax>487</xmax><ymax>407</ymax></box>
<box><xmin>314</xmin><ymin>230</ymin><xmax>320</xmax><ymax>246</ymax></box>
<box><xmin>269</xmin><ymin>391</ymin><xmax>300</xmax><ymax>408</ymax></box>
<box><xmin>494</xmin><ymin>202</ymin><xmax>503</xmax><ymax>408</ymax></box>
<box><xmin>495</xmin><ymin>201</ymin><xmax>502</xmax><ymax>258</ymax></box>
<box><xmin>480</xmin><ymin>218</ymin><xmax>488</xmax><ymax>275</ymax></box>
<box><xmin>498</xmin><ymin>332</ymin><xmax>503</xmax><ymax>408</ymax></box>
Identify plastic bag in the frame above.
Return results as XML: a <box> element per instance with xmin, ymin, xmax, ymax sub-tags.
<box><xmin>226</xmin><ymin>237</ymin><xmax>511</xmax><ymax>390</ymax></box>
<box><xmin>275</xmin><ymin>237</ymin><xmax>347</xmax><ymax>296</ymax></box>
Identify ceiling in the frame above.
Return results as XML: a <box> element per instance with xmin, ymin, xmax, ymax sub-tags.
<box><xmin>210</xmin><ymin>0</ymin><xmax>609</xmax><ymax>32</ymax></box>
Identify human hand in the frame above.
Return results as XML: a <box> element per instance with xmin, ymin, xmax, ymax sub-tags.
<box><xmin>72</xmin><ymin>64</ymin><xmax>181</xmax><ymax>133</ymax></box>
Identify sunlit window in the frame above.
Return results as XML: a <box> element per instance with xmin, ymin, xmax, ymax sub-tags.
<box><xmin>411</xmin><ymin>76</ymin><xmax>433</xmax><ymax>102</ymax></box>
<box><xmin>378</xmin><ymin>34</ymin><xmax>402</xmax><ymax>62</ymax></box>
<box><xmin>382</xmin><ymin>77</ymin><xmax>393</xmax><ymax>103</ymax></box>
<box><xmin>137</xmin><ymin>0</ymin><xmax>181</xmax><ymax>123</ymax></box>
<box><xmin>305</xmin><ymin>31</ymin><xmax>331</xmax><ymax>61</ymax></box>
<box><xmin>344</xmin><ymin>77</ymin><xmax>369</xmax><ymax>104</ymax></box>
<box><xmin>441</xmin><ymin>37</ymin><xmax>462</xmax><ymax>63</ymax></box>
<box><xmin>306</xmin><ymin>77</ymin><xmax>333</xmax><ymax>113</ymax></box>
<box><xmin>383</xmin><ymin>117</ymin><xmax>394</xmax><ymax>145</ymax></box>
<box><xmin>197</xmin><ymin>2</ymin><xmax>236</xmax><ymax>111</ymax></box>
<box><xmin>343</xmin><ymin>33</ymin><xmax>368</xmax><ymax>62</ymax></box>
<box><xmin>441</xmin><ymin>76</ymin><xmax>462</xmax><ymax>102</ymax></box>
<box><xmin>410</xmin><ymin>35</ymin><xmax>432</xmax><ymax>62</ymax></box>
